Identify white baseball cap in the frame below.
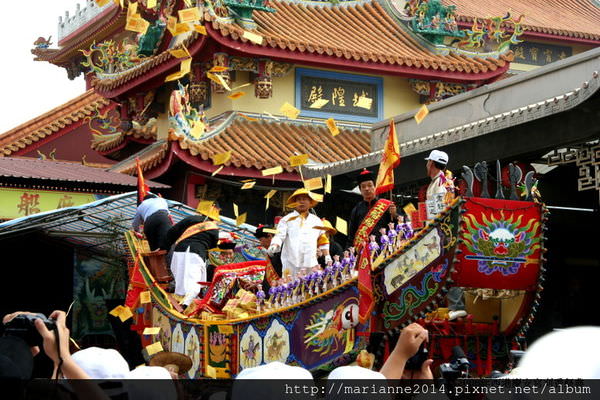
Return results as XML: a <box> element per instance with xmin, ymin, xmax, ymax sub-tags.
<box><xmin>71</xmin><ymin>347</ymin><xmax>130</xmax><ymax>379</ymax></box>
<box><xmin>514</xmin><ymin>326</ymin><xmax>600</xmax><ymax>379</ymax></box>
<box><xmin>425</xmin><ymin>150</ymin><xmax>449</xmax><ymax>165</ymax></box>
<box><xmin>328</xmin><ymin>365</ymin><xmax>386</xmax><ymax>379</ymax></box>
<box><xmin>236</xmin><ymin>361</ymin><xmax>313</xmax><ymax>379</ymax></box>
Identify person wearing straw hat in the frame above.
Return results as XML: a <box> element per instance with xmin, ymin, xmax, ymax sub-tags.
<box><xmin>267</xmin><ymin>189</ymin><xmax>330</xmax><ymax>278</ymax></box>
<box><xmin>149</xmin><ymin>351</ymin><xmax>193</xmax><ymax>379</ymax></box>
<box><xmin>314</xmin><ymin>218</ymin><xmax>343</xmax><ymax>265</ymax></box>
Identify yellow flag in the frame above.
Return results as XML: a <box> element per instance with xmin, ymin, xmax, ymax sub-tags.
<box><xmin>179</xmin><ymin>7</ymin><xmax>201</xmax><ymax>23</ymax></box>
<box><xmin>304</xmin><ymin>177</ymin><xmax>323</xmax><ymax>191</ymax></box>
<box><xmin>374</xmin><ymin>119</ymin><xmax>400</xmax><ymax>195</ymax></box>
<box><xmin>227</xmin><ymin>91</ymin><xmax>245</xmax><ymax>100</ymax></box>
<box><xmin>196</xmin><ymin>200</ymin><xmax>214</xmax><ymax>215</ymax></box>
<box><xmin>209</xmin><ymin>66</ymin><xmax>229</xmax><ymax>73</ymax></box>
<box><xmin>145</xmin><ymin>342</ymin><xmax>164</xmax><ymax>356</ymax></box>
<box><xmin>242</xmin><ymin>31</ymin><xmax>264</xmax><ymax>45</ymax></box>
<box><xmin>126</xmin><ymin>16</ymin><xmax>150</xmax><ymax>34</ymax></box>
<box><xmin>118</xmin><ymin>306</ymin><xmax>133</xmax><ymax>322</ymax></box>
<box><xmin>264</xmin><ymin>190</ymin><xmax>277</xmax><ymax>199</ymax></box>
<box><xmin>211</xmin><ymin>165</ymin><xmax>224</xmax><ymax>176</ymax></box>
<box><xmin>326</xmin><ymin>118</ymin><xmax>339</xmax><ymax>136</ymax></box>
<box><xmin>168</xmin><ymin>44</ymin><xmax>190</xmax><ymax>58</ymax></box>
<box><xmin>325</xmin><ymin>174</ymin><xmax>332</xmax><ymax>194</ymax></box>
<box><xmin>336</xmin><ymin>217</ymin><xmax>348</xmax><ymax>236</ymax></box>
<box><xmin>236</xmin><ymin>212</ymin><xmax>247</xmax><ymax>226</ymax></box>
<box><xmin>212</xmin><ymin>151</ymin><xmax>232</xmax><ymax>165</ymax></box>
<box><xmin>262</xmin><ymin>166</ymin><xmax>283</xmax><ymax>176</ymax></box>
<box><xmin>194</xmin><ymin>24</ymin><xmax>207</xmax><ymax>35</ymax></box>
<box><xmin>206</xmin><ymin>72</ymin><xmax>231</xmax><ymax>91</ymax></box>
<box><xmin>280</xmin><ymin>102</ymin><xmax>300</xmax><ymax>120</ymax></box>
<box><xmin>139</xmin><ymin>291</ymin><xmax>151</xmax><ymax>304</ymax></box>
<box><xmin>183</xmin><ymin>0</ymin><xmax>193</xmax><ymax>6</ymax></box>
<box><xmin>174</xmin><ymin>22</ymin><xmax>191</xmax><ymax>36</ymax></box>
<box><xmin>233</xmin><ymin>203</ymin><xmax>239</xmax><ymax>217</ymax></box>
<box><xmin>289</xmin><ymin>154</ymin><xmax>308</xmax><ymax>167</ymax></box>
<box><xmin>310</xmin><ymin>99</ymin><xmax>329</xmax><ymax>109</ymax></box>
<box><xmin>96</xmin><ymin>0</ymin><xmax>111</xmax><ymax>6</ymax></box>
<box><xmin>147</xmin><ymin>0</ymin><xmax>157</xmax><ymax>8</ymax></box>
<box><xmin>109</xmin><ymin>305</ymin><xmax>123</xmax><ymax>317</ymax></box>
<box><xmin>143</xmin><ymin>327</ymin><xmax>161</xmax><ymax>335</ymax></box>
<box><xmin>241</xmin><ymin>181</ymin><xmax>256</xmax><ymax>190</ymax></box>
<box><xmin>164</xmin><ymin>58</ymin><xmax>192</xmax><ymax>82</ymax></box>
<box><xmin>263</xmin><ymin>228</ymin><xmax>278</xmax><ymax>234</ymax></box>
<box><xmin>415</xmin><ymin>104</ymin><xmax>429</xmax><ymax>124</ymax></box>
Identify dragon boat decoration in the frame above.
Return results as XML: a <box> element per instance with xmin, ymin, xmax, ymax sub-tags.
<box><xmin>125</xmin><ymin>186</ymin><xmax>547</xmax><ymax>378</ymax></box>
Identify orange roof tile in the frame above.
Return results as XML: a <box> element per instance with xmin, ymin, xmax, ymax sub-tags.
<box><xmin>207</xmin><ymin>1</ymin><xmax>509</xmax><ymax>75</ymax></box>
<box><xmin>0</xmin><ymin>90</ymin><xmax>111</xmax><ymax>157</ymax></box>
<box><xmin>445</xmin><ymin>0</ymin><xmax>600</xmax><ymax>41</ymax></box>
<box><xmin>113</xmin><ymin>115</ymin><xmax>371</xmax><ymax>175</ymax></box>
<box><xmin>173</xmin><ymin>116</ymin><xmax>371</xmax><ymax>172</ymax></box>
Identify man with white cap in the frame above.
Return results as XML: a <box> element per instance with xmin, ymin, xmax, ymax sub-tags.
<box><xmin>424</xmin><ymin>149</ymin><xmax>454</xmax><ymax>219</ymax></box>
<box><xmin>425</xmin><ymin>150</ymin><xmax>465</xmax><ymax>320</ymax></box>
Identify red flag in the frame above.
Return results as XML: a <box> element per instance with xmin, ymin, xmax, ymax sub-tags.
<box><xmin>136</xmin><ymin>158</ymin><xmax>150</xmax><ymax>205</ymax></box>
<box><xmin>375</xmin><ymin>119</ymin><xmax>400</xmax><ymax>195</ymax></box>
<box><xmin>358</xmin><ymin>244</ymin><xmax>374</xmax><ymax>324</ymax></box>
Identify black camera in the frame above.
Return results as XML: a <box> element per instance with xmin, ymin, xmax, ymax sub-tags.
<box><xmin>2</xmin><ymin>313</ymin><xmax>56</xmax><ymax>347</ymax></box>
<box><xmin>439</xmin><ymin>346</ymin><xmax>470</xmax><ymax>382</ymax></box>
<box><xmin>405</xmin><ymin>343</ymin><xmax>429</xmax><ymax>371</ymax></box>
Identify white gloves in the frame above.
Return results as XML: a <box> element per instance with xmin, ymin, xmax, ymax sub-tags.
<box><xmin>267</xmin><ymin>243</ymin><xmax>280</xmax><ymax>257</ymax></box>
<box><xmin>324</xmin><ymin>254</ymin><xmax>333</xmax><ymax>265</ymax></box>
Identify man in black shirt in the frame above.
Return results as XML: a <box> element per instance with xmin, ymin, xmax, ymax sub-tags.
<box><xmin>163</xmin><ymin>216</ymin><xmax>219</xmax><ymax>306</ymax></box>
<box><xmin>347</xmin><ymin>169</ymin><xmax>397</xmax><ymax>249</ymax></box>
<box><xmin>254</xmin><ymin>225</ymin><xmax>283</xmax><ymax>291</ymax></box>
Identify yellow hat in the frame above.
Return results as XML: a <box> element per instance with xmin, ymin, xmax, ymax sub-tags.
<box><xmin>287</xmin><ymin>188</ymin><xmax>322</xmax><ymax>208</ymax></box>
<box><xmin>314</xmin><ymin>218</ymin><xmax>336</xmax><ymax>235</ymax></box>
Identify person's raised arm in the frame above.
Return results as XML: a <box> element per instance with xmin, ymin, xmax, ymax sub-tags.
<box><xmin>380</xmin><ymin>323</ymin><xmax>429</xmax><ymax>380</ymax></box>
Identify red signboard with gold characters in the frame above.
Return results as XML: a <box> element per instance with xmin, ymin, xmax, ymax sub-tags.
<box><xmin>454</xmin><ymin>198</ymin><xmax>544</xmax><ymax>291</ymax></box>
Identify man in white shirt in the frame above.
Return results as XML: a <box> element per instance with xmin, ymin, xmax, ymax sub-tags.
<box><xmin>425</xmin><ymin>150</ymin><xmax>465</xmax><ymax>320</ymax></box>
<box><xmin>267</xmin><ymin>189</ymin><xmax>330</xmax><ymax>278</ymax></box>
<box><xmin>132</xmin><ymin>193</ymin><xmax>172</xmax><ymax>251</ymax></box>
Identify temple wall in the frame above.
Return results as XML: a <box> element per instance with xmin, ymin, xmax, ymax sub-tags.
<box><xmin>205</xmin><ymin>66</ymin><xmax>420</xmax><ymax>124</ymax></box>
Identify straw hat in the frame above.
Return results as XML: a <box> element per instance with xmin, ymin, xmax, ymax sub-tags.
<box><xmin>149</xmin><ymin>351</ymin><xmax>193</xmax><ymax>375</ymax></box>
<box><xmin>286</xmin><ymin>188</ymin><xmax>322</xmax><ymax>208</ymax></box>
<box><xmin>314</xmin><ymin>218</ymin><xmax>336</xmax><ymax>235</ymax></box>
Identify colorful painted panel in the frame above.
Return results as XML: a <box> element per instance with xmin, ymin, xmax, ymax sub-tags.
<box><xmin>239</xmin><ymin>325</ymin><xmax>262</xmax><ymax>369</ymax></box>
<box><xmin>150</xmin><ymin>307</ymin><xmax>204</xmax><ymax>378</ymax></box>
<box><xmin>375</xmin><ymin>207</ymin><xmax>460</xmax><ymax>329</ymax></box>
<box><xmin>455</xmin><ymin>198</ymin><xmax>543</xmax><ymax>291</ymax></box>
<box><xmin>383</xmin><ymin>228</ymin><xmax>442</xmax><ymax>295</ymax></box>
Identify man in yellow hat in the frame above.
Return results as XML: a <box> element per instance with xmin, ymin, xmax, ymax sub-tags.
<box><xmin>267</xmin><ymin>189</ymin><xmax>330</xmax><ymax>277</ymax></box>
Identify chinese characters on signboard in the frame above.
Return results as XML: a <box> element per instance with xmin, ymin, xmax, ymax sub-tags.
<box><xmin>296</xmin><ymin>68</ymin><xmax>382</xmax><ymax>122</ymax></box>
<box><xmin>512</xmin><ymin>42</ymin><xmax>572</xmax><ymax>67</ymax></box>
<box><xmin>0</xmin><ymin>188</ymin><xmax>97</xmax><ymax>219</ymax></box>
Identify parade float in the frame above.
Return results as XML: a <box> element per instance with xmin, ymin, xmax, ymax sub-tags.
<box><xmin>124</xmin><ymin>163</ymin><xmax>547</xmax><ymax>378</ymax></box>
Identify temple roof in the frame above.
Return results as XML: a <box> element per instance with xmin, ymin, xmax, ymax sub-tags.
<box><xmin>205</xmin><ymin>1</ymin><xmax>512</xmax><ymax>74</ymax></box>
<box><xmin>78</xmin><ymin>0</ymin><xmax>518</xmax><ymax>96</ymax></box>
<box><xmin>445</xmin><ymin>0</ymin><xmax>600</xmax><ymax>42</ymax></box>
<box><xmin>0</xmin><ymin>90</ymin><xmax>110</xmax><ymax>157</ymax></box>
<box><xmin>108</xmin><ymin>112</ymin><xmax>371</xmax><ymax>177</ymax></box>
<box><xmin>0</xmin><ymin>157</ymin><xmax>168</xmax><ymax>189</ymax></box>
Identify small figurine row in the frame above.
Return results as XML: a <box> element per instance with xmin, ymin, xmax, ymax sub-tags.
<box><xmin>368</xmin><ymin>216</ymin><xmax>414</xmax><ymax>259</ymax></box>
<box><xmin>258</xmin><ymin>260</ymin><xmax>358</xmax><ymax>312</ymax></box>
